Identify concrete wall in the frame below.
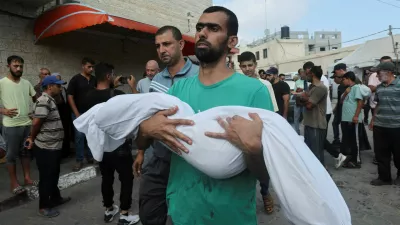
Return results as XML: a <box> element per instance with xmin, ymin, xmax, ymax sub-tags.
<box><xmin>80</xmin><ymin>0</ymin><xmax>212</xmax><ymax>36</ymax></box>
<box><xmin>0</xmin><ymin>11</ymin><xmax>158</xmax><ymax>87</ymax></box>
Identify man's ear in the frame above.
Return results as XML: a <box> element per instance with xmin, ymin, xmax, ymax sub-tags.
<box><xmin>179</xmin><ymin>40</ymin><xmax>185</xmax><ymax>51</ymax></box>
<box><xmin>228</xmin><ymin>36</ymin><xmax>238</xmax><ymax>49</ymax></box>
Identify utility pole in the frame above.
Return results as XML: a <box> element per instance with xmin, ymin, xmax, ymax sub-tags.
<box><xmin>328</xmin><ymin>38</ymin><xmax>331</xmax><ymax>51</ymax></box>
<box><xmin>389</xmin><ymin>25</ymin><xmax>399</xmax><ymax>73</ymax></box>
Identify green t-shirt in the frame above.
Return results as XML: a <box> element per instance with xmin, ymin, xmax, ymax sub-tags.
<box><xmin>167</xmin><ymin>72</ymin><xmax>274</xmax><ymax>225</ymax></box>
<box><xmin>0</xmin><ymin>77</ymin><xmax>36</xmax><ymax>127</ymax></box>
<box><xmin>342</xmin><ymin>85</ymin><xmax>364</xmax><ymax>123</ymax></box>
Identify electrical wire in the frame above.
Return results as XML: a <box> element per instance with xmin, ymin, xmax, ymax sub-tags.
<box><xmin>375</xmin><ymin>0</ymin><xmax>400</xmax><ymax>8</ymax></box>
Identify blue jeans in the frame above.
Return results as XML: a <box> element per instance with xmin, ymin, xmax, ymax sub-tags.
<box><xmin>72</xmin><ymin>113</ymin><xmax>92</xmax><ymax>162</ymax></box>
<box><xmin>294</xmin><ymin>105</ymin><xmax>303</xmax><ymax>135</ymax></box>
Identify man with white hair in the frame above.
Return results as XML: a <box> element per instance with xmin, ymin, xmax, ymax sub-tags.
<box><xmin>137</xmin><ymin>60</ymin><xmax>159</xmax><ymax>93</ymax></box>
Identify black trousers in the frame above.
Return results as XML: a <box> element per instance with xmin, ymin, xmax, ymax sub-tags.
<box><xmin>374</xmin><ymin>126</ymin><xmax>400</xmax><ymax>181</ymax></box>
<box><xmin>332</xmin><ymin>110</ymin><xmax>342</xmax><ymax>142</ymax></box>
<box><xmin>340</xmin><ymin>122</ymin><xmax>359</xmax><ymax>163</ymax></box>
<box><xmin>363</xmin><ymin>104</ymin><xmax>371</xmax><ymax>123</ymax></box>
<box><xmin>99</xmin><ymin>147</ymin><xmax>134</xmax><ymax>211</ymax></box>
<box><xmin>139</xmin><ymin>155</ymin><xmax>170</xmax><ymax>225</ymax></box>
<box><xmin>34</xmin><ymin>145</ymin><xmax>62</xmax><ymax>209</ymax></box>
<box><xmin>324</xmin><ymin>114</ymin><xmax>340</xmax><ymax>158</ymax></box>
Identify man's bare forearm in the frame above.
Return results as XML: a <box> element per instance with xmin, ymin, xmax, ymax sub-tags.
<box><xmin>30</xmin><ymin>118</ymin><xmax>44</xmax><ymax>140</ymax></box>
<box><xmin>354</xmin><ymin>100</ymin><xmax>364</xmax><ymax>117</ymax></box>
<box><xmin>67</xmin><ymin>95</ymin><xmax>80</xmax><ymax>117</ymax></box>
<box><xmin>283</xmin><ymin>100</ymin><xmax>289</xmax><ymax>118</ymax></box>
<box><xmin>245</xmin><ymin>149</ymin><xmax>269</xmax><ymax>183</ymax></box>
<box><xmin>135</xmin><ymin>127</ymin><xmax>153</xmax><ymax>150</ymax></box>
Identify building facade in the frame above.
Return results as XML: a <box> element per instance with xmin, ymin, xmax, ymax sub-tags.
<box><xmin>0</xmin><ymin>0</ymin><xmax>212</xmax><ymax>85</ymax></box>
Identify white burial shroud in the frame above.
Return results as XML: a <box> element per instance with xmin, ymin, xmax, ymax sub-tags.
<box><xmin>73</xmin><ymin>93</ymin><xmax>351</xmax><ymax>225</ymax></box>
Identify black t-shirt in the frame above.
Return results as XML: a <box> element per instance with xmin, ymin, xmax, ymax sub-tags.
<box><xmin>82</xmin><ymin>88</ymin><xmax>125</xmax><ymax>113</ymax></box>
<box><xmin>67</xmin><ymin>74</ymin><xmax>97</xmax><ymax>113</ymax></box>
<box><xmin>336</xmin><ymin>83</ymin><xmax>348</xmax><ymax>117</ymax></box>
<box><xmin>272</xmin><ymin>80</ymin><xmax>290</xmax><ymax>115</ymax></box>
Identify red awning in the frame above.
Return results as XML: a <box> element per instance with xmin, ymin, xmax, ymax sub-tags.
<box><xmin>34</xmin><ymin>3</ymin><xmax>195</xmax><ymax>55</ymax></box>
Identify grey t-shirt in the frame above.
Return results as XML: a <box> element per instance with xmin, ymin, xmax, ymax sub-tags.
<box><xmin>303</xmin><ymin>82</ymin><xmax>328</xmax><ymax>129</ymax></box>
<box><xmin>136</xmin><ymin>77</ymin><xmax>152</xmax><ymax>93</ymax></box>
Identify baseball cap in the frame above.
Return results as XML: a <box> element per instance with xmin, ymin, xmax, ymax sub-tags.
<box><xmin>377</xmin><ymin>61</ymin><xmax>396</xmax><ymax>72</ymax></box>
<box><xmin>266</xmin><ymin>67</ymin><xmax>278</xmax><ymax>75</ymax></box>
<box><xmin>42</xmin><ymin>76</ymin><xmax>66</xmax><ymax>87</ymax></box>
<box><xmin>331</xmin><ymin>63</ymin><xmax>346</xmax><ymax>74</ymax></box>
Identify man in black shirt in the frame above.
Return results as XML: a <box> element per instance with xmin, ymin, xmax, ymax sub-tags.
<box><xmin>266</xmin><ymin>67</ymin><xmax>290</xmax><ymax>119</ymax></box>
<box><xmin>67</xmin><ymin>57</ymin><xmax>97</xmax><ymax>171</ymax></box>
<box><xmin>331</xmin><ymin>63</ymin><xmax>347</xmax><ymax>145</ymax></box>
<box><xmin>83</xmin><ymin>63</ymin><xmax>139</xmax><ymax>225</ymax></box>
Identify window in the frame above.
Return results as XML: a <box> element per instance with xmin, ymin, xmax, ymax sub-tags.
<box><xmin>320</xmin><ymin>34</ymin><xmax>325</xmax><ymax>39</ymax></box>
<box><xmin>320</xmin><ymin>47</ymin><xmax>326</xmax><ymax>51</ymax></box>
<box><xmin>308</xmin><ymin>45</ymin><xmax>315</xmax><ymax>52</ymax></box>
<box><xmin>256</xmin><ymin>51</ymin><xmax>260</xmax><ymax>60</ymax></box>
<box><xmin>298</xmin><ymin>34</ymin><xmax>304</xmax><ymax>39</ymax></box>
<box><xmin>263</xmin><ymin>49</ymin><xmax>268</xmax><ymax>58</ymax></box>
<box><xmin>332</xmin><ymin>47</ymin><xmax>338</xmax><ymax>50</ymax></box>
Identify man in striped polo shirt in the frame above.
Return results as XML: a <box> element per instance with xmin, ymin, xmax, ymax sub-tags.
<box><xmin>26</xmin><ymin>76</ymin><xmax>71</xmax><ymax>217</ymax></box>
<box><xmin>133</xmin><ymin>25</ymin><xmax>199</xmax><ymax>225</ymax></box>
<box><xmin>370</xmin><ymin>61</ymin><xmax>400</xmax><ymax>186</ymax></box>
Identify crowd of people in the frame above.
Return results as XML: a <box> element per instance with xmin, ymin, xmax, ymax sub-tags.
<box><xmin>0</xmin><ymin>4</ymin><xmax>399</xmax><ymax>225</ymax></box>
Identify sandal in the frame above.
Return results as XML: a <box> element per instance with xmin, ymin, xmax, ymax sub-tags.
<box><xmin>25</xmin><ymin>180</ymin><xmax>39</xmax><ymax>187</ymax></box>
<box><xmin>12</xmin><ymin>186</ymin><xmax>26</xmax><ymax>195</ymax></box>
<box><xmin>262</xmin><ymin>193</ymin><xmax>274</xmax><ymax>214</ymax></box>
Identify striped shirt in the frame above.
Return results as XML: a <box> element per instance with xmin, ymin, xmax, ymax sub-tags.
<box><xmin>148</xmin><ymin>58</ymin><xmax>199</xmax><ymax>160</ymax></box>
<box><xmin>375</xmin><ymin>77</ymin><xmax>400</xmax><ymax>128</ymax></box>
<box><xmin>33</xmin><ymin>92</ymin><xmax>64</xmax><ymax>150</ymax></box>
<box><xmin>149</xmin><ymin>58</ymin><xmax>199</xmax><ymax>93</ymax></box>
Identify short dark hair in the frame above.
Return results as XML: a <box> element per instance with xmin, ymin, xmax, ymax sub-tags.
<box><xmin>7</xmin><ymin>55</ymin><xmax>24</xmax><ymax>65</ymax></box>
<box><xmin>203</xmin><ymin>6</ymin><xmax>238</xmax><ymax>36</ymax></box>
<box><xmin>238</xmin><ymin>51</ymin><xmax>256</xmax><ymax>63</ymax></box>
<box><xmin>94</xmin><ymin>62</ymin><xmax>114</xmax><ymax>81</ymax></box>
<box><xmin>298</xmin><ymin>68</ymin><xmax>304</xmax><ymax>74</ymax></box>
<box><xmin>155</xmin><ymin>26</ymin><xmax>183</xmax><ymax>41</ymax></box>
<box><xmin>343</xmin><ymin>71</ymin><xmax>356</xmax><ymax>82</ymax></box>
<box><xmin>303</xmin><ymin>61</ymin><xmax>314</xmax><ymax>70</ymax></box>
<box><xmin>258</xmin><ymin>69</ymin><xmax>265</xmax><ymax>74</ymax></box>
<box><xmin>380</xmin><ymin>56</ymin><xmax>392</xmax><ymax>62</ymax></box>
<box><xmin>82</xmin><ymin>57</ymin><xmax>95</xmax><ymax>65</ymax></box>
<box><xmin>310</xmin><ymin>66</ymin><xmax>323</xmax><ymax>79</ymax></box>
<box><xmin>279</xmin><ymin>74</ymin><xmax>285</xmax><ymax>77</ymax></box>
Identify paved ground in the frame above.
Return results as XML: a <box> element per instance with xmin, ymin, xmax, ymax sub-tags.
<box><xmin>1</xmin><ymin>113</ymin><xmax>400</xmax><ymax>224</ymax></box>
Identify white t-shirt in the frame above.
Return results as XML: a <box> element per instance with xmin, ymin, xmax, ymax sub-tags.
<box><xmin>368</xmin><ymin>72</ymin><xmax>381</xmax><ymax>109</ymax></box>
<box><xmin>321</xmin><ymin>76</ymin><xmax>333</xmax><ymax>114</ymax></box>
<box><xmin>258</xmin><ymin>78</ymin><xmax>279</xmax><ymax>112</ymax></box>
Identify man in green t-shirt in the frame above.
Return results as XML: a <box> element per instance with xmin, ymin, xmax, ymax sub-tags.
<box><xmin>136</xmin><ymin>6</ymin><xmax>274</xmax><ymax>225</ymax></box>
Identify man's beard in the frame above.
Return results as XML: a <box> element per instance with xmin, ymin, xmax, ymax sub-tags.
<box><xmin>195</xmin><ymin>38</ymin><xmax>227</xmax><ymax>64</ymax></box>
<box><xmin>10</xmin><ymin>70</ymin><xmax>22</xmax><ymax>78</ymax></box>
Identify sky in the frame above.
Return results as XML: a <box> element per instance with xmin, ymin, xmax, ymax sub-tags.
<box><xmin>213</xmin><ymin>0</ymin><xmax>400</xmax><ymax>47</ymax></box>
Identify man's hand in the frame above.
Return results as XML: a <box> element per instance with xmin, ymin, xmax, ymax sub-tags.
<box><xmin>128</xmin><ymin>75</ymin><xmax>136</xmax><ymax>88</ymax></box>
<box><xmin>345</xmin><ymin>87</ymin><xmax>351</xmax><ymax>94</ymax></box>
<box><xmin>114</xmin><ymin>75</ymin><xmax>122</xmax><ymax>88</ymax></box>
<box><xmin>133</xmin><ymin>150</ymin><xmax>144</xmax><ymax>177</ymax></box>
<box><xmin>25</xmin><ymin>137</ymin><xmax>34</xmax><ymax>150</ymax></box>
<box><xmin>139</xmin><ymin>106</ymin><xmax>194</xmax><ymax>155</ymax></box>
<box><xmin>352</xmin><ymin>116</ymin><xmax>359</xmax><ymax>124</ymax></box>
<box><xmin>205</xmin><ymin>113</ymin><xmax>263</xmax><ymax>155</ymax></box>
<box><xmin>368</xmin><ymin>120</ymin><xmax>374</xmax><ymax>131</ymax></box>
<box><xmin>2</xmin><ymin>108</ymin><xmax>18</xmax><ymax>118</ymax></box>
